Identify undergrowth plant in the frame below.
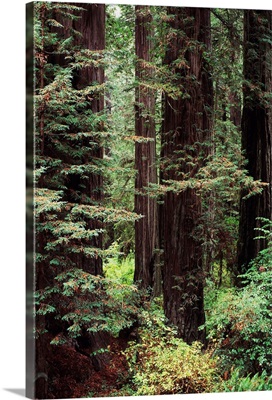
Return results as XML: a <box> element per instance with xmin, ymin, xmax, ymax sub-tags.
<box><xmin>104</xmin><ymin>248</ymin><xmax>134</xmax><ymax>285</ymax></box>
<box><xmin>219</xmin><ymin>369</ymin><xmax>272</xmax><ymax>392</ymax></box>
<box><xmin>121</xmin><ymin>300</ymin><xmax>219</xmax><ymax>396</ymax></box>
<box><xmin>204</xmin><ymin>218</ymin><xmax>272</xmax><ymax>377</ymax></box>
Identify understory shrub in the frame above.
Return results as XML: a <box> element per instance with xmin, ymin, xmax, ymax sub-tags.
<box><xmin>123</xmin><ymin>300</ymin><xmax>218</xmax><ymax>395</ymax></box>
<box><xmin>205</xmin><ymin>273</ymin><xmax>271</xmax><ymax>376</ymax></box>
<box><xmin>204</xmin><ymin>218</ymin><xmax>272</xmax><ymax>377</ymax></box>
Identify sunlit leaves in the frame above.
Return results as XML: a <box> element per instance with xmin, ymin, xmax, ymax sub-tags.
<box><xmin>35</xmin><ymin>189</ymin><xmax>66</xmax><ymax>214</ymax></box>
<box><xmin>124</xmin><ymin>304</ymin><xmax>217</xmax><ymax>395</ymax></box>
<box><xmin>70</xmin><ymin>204</ymin><xmax>142</xmax><ymax>223</ymax></box>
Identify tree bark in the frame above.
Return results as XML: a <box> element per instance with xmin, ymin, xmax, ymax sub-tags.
<box><xmin>70</xmin><ymin>3</ymin><xmax>110</xmax><ymax>371</ymax></box>
<box><xmin>134</xmin><ymin>6</ymin><xmax>159</xmax><ymax>292</ymax></box>
<box><xmin>72</xmin><ymin>3</ymin><xmax>105</xmax><ymax>275</ymax></box>
<box><xmin>237</xmin><ymin>10</ymin><xmax>272</xmax><ymax>278</ymax></box>
<box><xmin>46</xmin><ymin>3</ymin><xmax>106</xmax><ymax>275</ymax></box>
<box><xmin>35</xmin><ymin>6</ymin><xmax>107</xmax><ymax>398</ymax></box>
<box><xmin>161</xmin><ymin>7</ymin><xmax>213</xmax><ymax>344</ymax></box>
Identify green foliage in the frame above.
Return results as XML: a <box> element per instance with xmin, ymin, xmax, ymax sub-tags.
<box><xmin>253</xmin><ymin>217</ymin><xmax>272</xmax><ymax>268</ymax></box>
<box><xmin>211</xmin><ymin>9</ymin><xmax>243</xmax><ymax>117</ymax></box>
<box><xmin>35</xmin><ymin>190</ymin><xmax>139</xmax><ymax>267</ymax></box>
<box><xmin>219</xmin><ymin>369</ymin><xmax>272</xmax><ymax>392</ymax></box>
<box><xmin>34</xmin><ymin>2</ymin><xmax>141</xmax><ymax>256</ymax></box>
<box><xmin>204</xmin><ymin>221</ymin><xmax>272</xmax><ymax>376</ymax></box>
<box><xmin>103</xmin><ymin>5</ymin><xmax>139</xmax><ymax>253</ymax></box>
<box><xmin>34</xmin><ymin>0</ymin><xmax>106</xmax><ymax>275</ymax></box>
<box><xmin>34</xmin><ymin>2</ymin><xmax>142</xmax><ymax>356</ymax></box>
<box><xmin>206</xmin><ymin>283</ymin><xmax>271</xmax><ymax>375</ymax></box>
<box><xmin>104</xmin><ymin>250</ymin><xmax>135</xmax><ymax>285</ymax></box>
<box><xmin>122</xmin><ymin>301</ymin><xmax>218</xmax><ymax>395</ymax></box>
<box><xmin>36</xmin><ymin>269</ymin><xmax>142</xmax><ymax>340</ymax></box>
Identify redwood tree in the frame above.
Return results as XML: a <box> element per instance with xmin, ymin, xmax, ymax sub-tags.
<box><xmin>67</xmin><ymin>2</ymin><xmax>109</xmax><ymax>371</ymax></box>
<box><xmin>134</xmin><ymin>6</ymin><xmax>158</xmax><ymax>291</ymax></box>
<box><xmin>161</xmin><ymin>7</ymin><xmax>213</xmax><ymax>344</ymax></box>
<box><xmin>237</xmin><ymin>10</ymin><xmax>272</xmax><ymax>276</ymax></box>
<box><xmin>34</xmin><ymin>4</ymin><xmax>107</xmax><ymax>398</ymax></box>
<box><xmin>71</xmin><ymin>2</ymin><xmax>105</xmax><ymax>275</ymax></box>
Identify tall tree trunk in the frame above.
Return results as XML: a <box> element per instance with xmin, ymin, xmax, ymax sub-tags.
<box><xmin>71</xmin><ymin>3</ymin><xmax>110</xmax><ymax>370</ymax></box>
<box><xmin>47</xmin><ymin>3</ymin><xmax>106</xmax><ymax>275</ymax></box>
<box><xmin>134</xmin><ymin>6</ymin><xmax>159</xmax><ymax>292</ymax></box>
<box><xmin>35</xmin><ymin>7</ymin><xmax>107</xmax><ymax>398</ymax></box>
<box><xmin>237</xmin><ymin>10</ymin><xmax>272</xmax><ymax>278</ymax></box>
<box><xmin>72</xmin><ymin>3</ymin><xmax>105</xmax><ymax>276</ymax></box>
<box><xmin>161</xmin><ymin>7</ymin><xmax>213</xmax><ymax>344</ymax></box>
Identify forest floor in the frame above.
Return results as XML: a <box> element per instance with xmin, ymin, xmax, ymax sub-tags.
<box><xmin>47</xmin><ymin>335</ymin><xmax>130</xmax><ymax>399</ymax></box>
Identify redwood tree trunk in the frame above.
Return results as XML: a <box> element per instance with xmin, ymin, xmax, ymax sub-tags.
<box><xmin>71</xmin><ymin>3</ymin><xmax>110</xmax><ymax>371</ymax></box>
<box><xmin>72</xmin><ymin>3</ymin><xmax>105</xmax><ymax>275</ymax></box>
<box><xmin>47</xmin><ymin>3</ymin><xmax>106</xmax><ymax>275</ymax></box>
<box><xmin>35</xmin><ymin>8</ymin><xmax>107</xmax><ymax>398</ymax></box>
<box><xmin>134</xmin><ymin>6</ymin><xmax>158</xmax><ymax>291</ymax></box>
<box><xmin>161</xmin><ymin>7</ymin><xmax>213</xmax><ymax>344</ymax></box>
<box><xmin>237</xmin><ymin>10</ymin><xmax>272</xmax><ymax>277</ymax></box>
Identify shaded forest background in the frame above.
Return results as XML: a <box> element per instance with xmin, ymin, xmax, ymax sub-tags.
<box><xmin>26</xmin><ymin>1</ymin><xmax>272</xmax><ymax>398</ymax></box>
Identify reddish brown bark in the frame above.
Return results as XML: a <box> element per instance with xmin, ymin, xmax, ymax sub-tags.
<box><xmin>72</xmin><ymin>3</ymin><xmax>105</xmax><ymax>275</ymax></box>
<box><xmin>45</xmin><ymin>3</ymin><xmax>106</xmax><ymax>275</ymax></box>
<box><xmin>35</xmin><ymin>6</ymin><xmax>107</xmax><ymax>398</ymax></box>
<box><xmin>69</xmin><ymin>4</ymin><xmax>110</xmax><ymax>371</ymax></box>
<box><xmin>161</xmin><ymin>7</ymin><xmax>213</xmax><ymax>344</ymax></box>
<box><xmin>237</xmin><ymin>10</ymin><xmax>272</xmax><ymax>278</ymax></box>
<box><xmin>134</xmin><ymin>6</ymin><xmax>158</xmax><ymax>292</ymax></box>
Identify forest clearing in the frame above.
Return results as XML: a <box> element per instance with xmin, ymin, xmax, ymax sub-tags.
<box><xmin>26</xmin><ymin>2</ymin><xmax>272</xmax><ymax>398</ymax></box>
